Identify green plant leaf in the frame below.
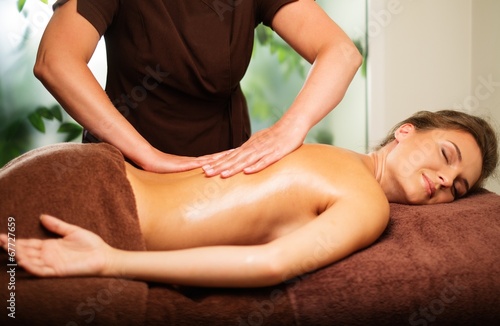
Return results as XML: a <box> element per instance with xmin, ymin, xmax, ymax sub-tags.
<box><xmin>314</xmin><ymin>129</ymin><xmax>334</xmax><ymax>145</ymax></box>
<box><xmin>256</xmin><ymin>26</ymin><xmax>270</xmax><ymax>45</ymax></box>
<box><xmin>57</xmin><ymin>122</ymin><xmax>83</xmax><ymax>141</ymax></box>
<box><xmin>40</xmin><ymin>0</ymin><xmax>49</xmax><ymax>4</ymax></box>
<box><xmin>17</xmin><ymin>0</ymin><xmax>26</xmax><ymax>12</ymax></box>
<box><xmin>28</xmin><ymin>112</ymin><xmax>46</xmax><ymax>133</ymax></box>
<box><xmin>50</xmin><ymin>104</ymin><xmax>63</xmax><ymax>122</ymax></box>
<box><xmin>36</xmin><ymin>106</ymin><xmax>54</xmax><ymax>120</ymax></box>
<box><xmin>57</xmin><ymin>122</ymin><xmax>80</xmax><ymax>133</ymax></box>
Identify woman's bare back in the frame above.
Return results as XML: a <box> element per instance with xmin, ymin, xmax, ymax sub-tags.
<box><xmin>126</xmin><ymin>144</ymin><xmax>378</xmax><ymax>250</ymax></box>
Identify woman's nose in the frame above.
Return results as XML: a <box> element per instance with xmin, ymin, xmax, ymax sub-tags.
<box><xmin>438</xmin><ymin>168</ymin><xmax>456</xmax><ymax>188</ymax></box>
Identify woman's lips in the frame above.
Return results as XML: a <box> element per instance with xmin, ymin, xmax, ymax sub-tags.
<box><xmin>422</xmin><ymin>173</ymin><xmax>435</xmax><ymax>198</ymax></box>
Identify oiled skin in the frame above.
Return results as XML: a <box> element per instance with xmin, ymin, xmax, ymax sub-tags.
<box><xmin>126</xmin><ymin>144</ymin><xmax>388</xmax><ymax>251</ymax></box>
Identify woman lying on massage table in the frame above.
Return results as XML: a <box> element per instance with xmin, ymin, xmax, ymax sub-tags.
<box><xmin>1</xmin><ymin>110</ymin><xmax>498</xmax><ymax>288</ymax></box>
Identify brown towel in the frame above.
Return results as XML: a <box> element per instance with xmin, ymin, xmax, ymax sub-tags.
<box><xmin>0</xmin><ymin>143</ymin><xmax>148</xmax><ymax>325</ymax></box>
<box><xmin>286</xmin><ymin>190</ymin><xmax>500</xmax><ymax>325</ymax></box>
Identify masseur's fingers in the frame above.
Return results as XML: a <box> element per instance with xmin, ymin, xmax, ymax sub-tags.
<box><xmin>203</xmin><ymin>126</ymin><xmax>304</xmax><ymax>178</ymax></box>
<box><xmin>139</xmin><ymin>148</ymin><xmax>218</xmax><ymax>174</ymax></box>
<box><xmin>142</xmin><ymin>146</ymin><xmax>238</xmax><ymax>174</ymax></box>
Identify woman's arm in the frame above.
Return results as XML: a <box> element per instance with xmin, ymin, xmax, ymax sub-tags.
<box><xmin>204</xmin><ymin>0</ymin><xmax>362</xmax><ymax>178</ymax></box>
<box><xmin>111</xmin><ymin>199</ymin><xmax>388</xmax><ymax>287</ymax></box>
<box><xmin>0</xmin><ymin>215</ymin><xmax>279</xmax><ymax>287</ymax></box>
<box><xmin>1</xmin><ymin>196</ymin><xmax>388</xmax><ymax>287</ymax></box>
<box><xmin>34</xmin><ymin>0</ymin><xmax>209</xmax><ymax>173</ymax></box>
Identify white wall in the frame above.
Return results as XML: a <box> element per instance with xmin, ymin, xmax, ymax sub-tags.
<box><xmin>471</xmin><ymin>0</ymin><xmax>500</xmax><ymax>193</ymax></box>
<box><xmin>368</xmin><ymin>0</ymin><xmax>500</xmax><ymax>193</ymax></box>
<box><xmin>318</xmin><ymin>0</ymin><xmax>368</xmax><ymax>153</ymax></box>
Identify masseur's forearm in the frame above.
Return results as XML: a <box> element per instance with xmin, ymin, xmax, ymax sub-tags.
<box><xmin>34</xmin><ymin>56</ymin><xmax>153</xmax><ymax>165</ymax></box>
<box><xmin>272</xmin><ymin>0</ymin><xmax>362</xmax><ymax>138</ymax></box>
<box><xmin>275</xmin><ymin>44</ymin><xmax>362</xmax><ymax>138</ymax></box>
<box><xmin>106</xmin><ymin>245</ymin><xmax>282</xmax><ymax>288</ymax></box>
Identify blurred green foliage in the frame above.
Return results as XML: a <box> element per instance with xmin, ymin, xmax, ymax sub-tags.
<box><xmin>246</xmin><ymin>25</ymin><xmax>366</xmax><ymax>145</ymax></box>
<box><xmin>0</xmin><ymin>0</ymin><xmax>82</xmax><ymax>166</ymax></box>
<box><xmin>0</xmin><ymin>104</ymin><xmax>82</xmax><ymax>166</ymax></box>
<box><xmin>17</xmin><ymin>0</ymin><xmax>47</xmax><ymax>12</ymax></box>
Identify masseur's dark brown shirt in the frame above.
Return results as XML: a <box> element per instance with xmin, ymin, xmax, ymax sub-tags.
<box><xmin>54</xmin><ymin>0</ymin><xmax>297</xmax><ymax>156</ymax></box>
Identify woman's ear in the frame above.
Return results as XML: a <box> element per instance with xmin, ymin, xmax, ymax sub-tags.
<box><xmin>394</xmin><ymin>123</ymin><xmax>415</xmax><ymax>142</ymax></box>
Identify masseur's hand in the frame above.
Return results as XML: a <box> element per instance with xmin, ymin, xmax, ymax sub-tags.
<box><xmin>0</xmin><ymin>215</ymin><xmax>111</xmax><ymax>278</ymax></box>
<box><xmin>137</xmin><ymin>146</ymin><xmax>220</xmax><ymax>174</ymax></box>
<box><xmin>202</xmin><ymin>119</ymin><xmax>307</xmax><ymax>178</ymax></box>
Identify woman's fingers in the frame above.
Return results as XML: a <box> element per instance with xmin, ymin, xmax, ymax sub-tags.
<box><xmin>39</xmin><ymin>214</ymin><xmax>79</xmax><ymax>236</ymax></box>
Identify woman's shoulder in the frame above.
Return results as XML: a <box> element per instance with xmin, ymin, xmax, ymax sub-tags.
<box><xmin>287</xmin><ymin>144</ymin><xmax>366</xmax><ymax>168</ymax></box>
<box><xmin>286</xmin><ymin>144</ymin><xmax>385</xmax><ymax>196</ymax></box>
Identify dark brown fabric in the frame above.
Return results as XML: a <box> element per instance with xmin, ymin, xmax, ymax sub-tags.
<box><xmin>287</xmin><ymin>190</ymin><xmax>500</xmax><ymax>326</ymax></box>
<box><xmin>1</xmin><ymin>143</ymin><xmax>499</xmax><ymax>325</ymax></box>
<box><xmin>145</xmin><ymin>285</ymin><xmax>295</xmax><ymax>326</ymax></box>
<box><xmin>0</xmin><ymin>143</ymin><xmax>147</xmax><ymax>325</ymax></box>
<box><xmin>54</xmin><ymin>0</ymin><xmax>298</xmax><ymax>157</ymax></box>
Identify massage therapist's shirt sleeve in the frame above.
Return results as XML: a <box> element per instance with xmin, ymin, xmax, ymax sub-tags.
<box><xmin>53</xmin><ymin>0</ymin><xmax>118</xmax><ymax>36</ymax></box>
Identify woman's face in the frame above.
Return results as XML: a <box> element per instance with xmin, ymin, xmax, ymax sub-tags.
<box><xmin>383</xmin><ymin>124</ymin><xmax>482</xmax><ymax>204</ymax></box>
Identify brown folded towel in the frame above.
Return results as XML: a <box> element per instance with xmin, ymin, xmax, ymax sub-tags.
<box><xmin>0</xmin><ymin>143</ymin><xmax>148</xmax><ymax>325</ymax></box>
<box><xmin>286</xmin><ymin>190</ymin><xmax>500</xmax><ymax>326</ymax></box>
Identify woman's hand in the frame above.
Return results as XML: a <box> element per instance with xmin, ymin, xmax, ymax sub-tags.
<box><xmin>0</xmin><ymin>215</ymin><xmax>112</xmax><ymax>278</ymax></box>
<box><xmin>202</xmin><ymin>119</ymin><xmax>306</xmax><ymax>178</ymax></box>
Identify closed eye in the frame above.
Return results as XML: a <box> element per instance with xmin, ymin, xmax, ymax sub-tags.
<box><xmin>442</xmin><ymin>148</ymin><xmax>459</xmax><ymax>198</ymax></box>
<box><xmin>442</xmin><ymin>148</ymin><xmax>449</xmax><ymax>163</ymax></box>
<box><xmin>444</xmin><ymin>140</ymin><xmax>470</xmax><ymax>199</ymax></box>
<box><xmin>451</xmin><ymin>182</ymin><xmax>458</xmax><ymax>199</ymax></box>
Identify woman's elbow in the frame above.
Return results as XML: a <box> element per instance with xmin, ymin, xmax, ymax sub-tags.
<box><xmin>257</xmin><ymin>251</ymin><xmax>301</xmax><ymax>287</ymax></box>
<box><xmin>259</xmin><ymin>261</ymin><xmax>288</xmax><ymax>286</ymax></box>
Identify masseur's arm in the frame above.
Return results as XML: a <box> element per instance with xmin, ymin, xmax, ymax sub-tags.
<box><xmin>0</xmin><ymin>198</ymin><xmax>388</xmax><ymax>287</ymax></box>
<box><xmin>34</xmin><ymin>0</ymin><xmax>209</xmax><ymax>173</ymax></box>
<box><xmin>204</xmin><ymin>0</ymin><xmax>362</xmax><ymax>178</ymax></box>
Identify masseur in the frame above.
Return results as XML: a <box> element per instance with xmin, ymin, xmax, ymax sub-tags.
<box><xmin>1</xmin><ymin>110</ymin><xmax>497</xmax><ymax>287</ymax></box>
<box><xmin>34</xmin><ymin>0</ymin><xmax>362</xmax><ymax>175</ymax></box>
